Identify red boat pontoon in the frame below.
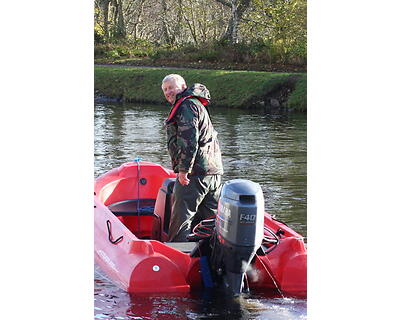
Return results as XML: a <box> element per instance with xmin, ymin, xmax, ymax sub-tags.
<box><xmin>94</xmin><ymin>160</ymin><xmax>306</xmax><ymax>296</ymax></box>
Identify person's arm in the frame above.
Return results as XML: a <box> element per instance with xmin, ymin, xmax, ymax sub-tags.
<box><xmin>175</xmin><ymin>101</ymin><xmax>199</xmax><ymax>183</ymax></box>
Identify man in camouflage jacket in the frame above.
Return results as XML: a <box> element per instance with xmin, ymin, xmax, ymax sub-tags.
<box><xmin>162</xmin><ymin>74</ymin><xmax>224</xmax><ymax>242</ymax></box>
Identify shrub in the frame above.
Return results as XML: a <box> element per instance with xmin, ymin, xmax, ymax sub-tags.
<box><xmin>94</xmin><ymin>39</ymin><xmax>306</xmax><ymax>70</ymax></box>
<box><xmin>106</xmin><ymin>49</ymin><xmax>120</xmax><ymax>59</ymax></box>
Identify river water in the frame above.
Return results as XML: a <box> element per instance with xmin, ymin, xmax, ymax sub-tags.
<box><xmin>94</xmin><ymin>102</ymin><xmax>307</xmax><ymax>319</ymax></box>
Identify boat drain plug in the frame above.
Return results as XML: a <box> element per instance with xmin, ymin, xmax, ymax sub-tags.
<box><xmin>152</xmin><ymin>265</ymin><xmax>160</xmax><ymax>272</ymax></box>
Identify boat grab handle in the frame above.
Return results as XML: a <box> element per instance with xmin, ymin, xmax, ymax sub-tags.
<box><xmin>106</xmin><ymin>220</ymin><xmax>123</xmax><ymax>244</ymax></box>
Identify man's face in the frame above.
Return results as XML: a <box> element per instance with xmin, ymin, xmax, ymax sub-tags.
<box><xmin>162</xmin><ymin>79</ymin><xmax>186</xmax><ymax>105</ymax></box>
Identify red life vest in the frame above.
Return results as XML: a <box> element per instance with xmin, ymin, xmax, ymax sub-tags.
<box><xmin>166</xmin><ymin>96</ymin><xmax>209</xmax><ymax>124</ymax></box>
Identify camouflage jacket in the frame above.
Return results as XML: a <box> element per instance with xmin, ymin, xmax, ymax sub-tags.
<box><xmin>165</xmin><ymin>83</ymin><xmax>223</xmax><ymax>176</ymax></box>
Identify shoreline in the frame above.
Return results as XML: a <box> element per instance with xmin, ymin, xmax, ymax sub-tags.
<box><xmin>94</xmin><ymin>65</ymin><xmax>306</xmax><ymax>112</ymax></box>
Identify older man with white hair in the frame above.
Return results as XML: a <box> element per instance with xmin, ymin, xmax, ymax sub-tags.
<box><xmin>161</xmin><ymin>74</ymin><xmax>224</xmax><ymax>242</ymax></box>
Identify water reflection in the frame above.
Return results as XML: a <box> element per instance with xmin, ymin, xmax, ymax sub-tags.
<box><xmin>95</xmin><ymin>103</ymin><xmax>171</xmax><ymax>174</ymax></box>
<box><xmin>95</xmin><ymin>267</ymin><xmax>306</xmax><ymax>320</ymax></box>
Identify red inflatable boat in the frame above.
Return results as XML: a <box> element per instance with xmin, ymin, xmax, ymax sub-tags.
<box><xmin>94</xmin><ymin>160</ymin><xmax>307</xmax><ymax>297</ymax></box>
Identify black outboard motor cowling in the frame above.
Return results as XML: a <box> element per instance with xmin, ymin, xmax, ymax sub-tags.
<box><xmin>210</xmin><ymin>179</ymin><xmax>264</xmax><ymax>295</ymax></box>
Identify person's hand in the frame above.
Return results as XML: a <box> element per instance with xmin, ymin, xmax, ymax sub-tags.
<box><xmin>178</xmin><ymin>171</ymin><xmax>190</xmax><ymax>185</ymax></box>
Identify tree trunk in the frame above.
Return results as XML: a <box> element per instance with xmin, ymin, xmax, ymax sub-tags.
<box><xmin>100</xmin><ymin>0</ymin><xmax>111</xmax><ymax>41</ymax></box>
<box><xmin>116</xmin><ymin>0</ymin><xmax>126</xmax><ymax>39</ymax></box>
<box><xmin>161</xmin><ymin>0</ymin><xmax>173</xmax><ymax>45</ymax></box>
<box><xmin>227</xmin><ymin>0</ymin><xmax>239</xmax><ymax>43</ymax></box>
<box><xmin>111</xmin><ymin>0</ymin><xmax>126</xmax><ymax>40</ymax></box>
<box><xmin>129</xmin><ymin>0</ymin><xmax>145</xmax><ymax>42</ymax></box>
<box><xmin>175</xmin><ymin>0</ymin><xmax>183</xmax><ymax>43</ymax></box>
<box><xmin>216</xmin><ymin>0</ymin><xmax>251</xmax><ymax>43</ymax></box>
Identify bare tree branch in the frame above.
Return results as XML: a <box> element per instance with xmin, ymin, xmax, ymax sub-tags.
<box><xmin>213</xmin><ymin>0</ymin><xmax>232</xmax><ymax>8</ymax></box>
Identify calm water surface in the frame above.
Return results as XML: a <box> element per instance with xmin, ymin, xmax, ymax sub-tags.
<box><xmin>94</xmin><ymin>102</ymin><xmax>307</xmax><ymax>319</ymax></box>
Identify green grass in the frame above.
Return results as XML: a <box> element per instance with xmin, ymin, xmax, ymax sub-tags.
<box><xmin>287</xmin><ymin>74</ymin><xmax>307</xmax><ymax>111</ymax></box>
<box><xmin>94</xmin><ymin>66</ymin><xmax>306</xmax><ymax>111</ymax></box>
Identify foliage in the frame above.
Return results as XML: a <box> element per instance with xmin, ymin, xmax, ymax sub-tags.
<box><xmin>93</xmin><ymin>0</ymin><xmax>307</xmax><ymax>67</ymax></box>
<box><xmin>94</xmin><ymin>24</ymin><xmax>106</xmax><ymax>44</ymax></box>
<box><xmin>95</xmin><ymin>41</ymin><xmax>306</xmax><ymax>70</ymax></box>
<box><xmin>94</xmin><ymin>42</ymin><xmax>157</xmax><ymax>60</ymax></box>
<box><xmin>242</xmin><ymin>0</ymin><xmax>307</xmax><ymax>64</ymax></box>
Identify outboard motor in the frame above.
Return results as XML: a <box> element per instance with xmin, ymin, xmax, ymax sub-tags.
<box><xmin>209</xmin><ymin>179</ymin><xmax>265</xmax><ymax>295</ymax></box>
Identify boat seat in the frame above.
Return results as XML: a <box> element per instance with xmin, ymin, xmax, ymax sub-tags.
<box><xmin>108</xmin><ymin>199</ymin><xmax>156</xmax><ymax>216</ymax></box>
<box><xmin>155</xmin><ymin>178</ymin><xmax>176</xmax><ymax>236</ymax></box>
<box><xmin>164</xmin><ymin>242</ymin><xmax>198</xmax><ymax>253</ymax></box>
<box><xmin>108</xmin><ymin>199</ymin><xmax>161</xmax><ymax>240</ymax></box>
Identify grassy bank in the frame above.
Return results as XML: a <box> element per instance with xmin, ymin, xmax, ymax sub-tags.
<box><xmin>94</xmin><ymin>65</ymin><xmax>306</xmax><ymax>111</ymax></box>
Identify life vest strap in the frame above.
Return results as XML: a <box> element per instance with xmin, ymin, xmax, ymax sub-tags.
<box><xmin>166</xmin><ymin>96</ymin><xmax>209</xmax><ymax>123</ymax></box>
<box><xmin>166</xmin><ymin>96</ymin><xmax>189</xmax><ymax>123</ymax></box>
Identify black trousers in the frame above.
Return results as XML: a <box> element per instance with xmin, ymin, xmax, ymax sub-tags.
<box><xmin>168</xmin><ymin>175</ymin><xmax>222</xmax><ymax>242</ymax></box>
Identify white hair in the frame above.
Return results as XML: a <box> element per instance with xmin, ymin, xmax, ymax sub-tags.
<box><xmin>161</xmin><ymin>74</ymin><xmax>186</xmax><ymax>87</ymax></box>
